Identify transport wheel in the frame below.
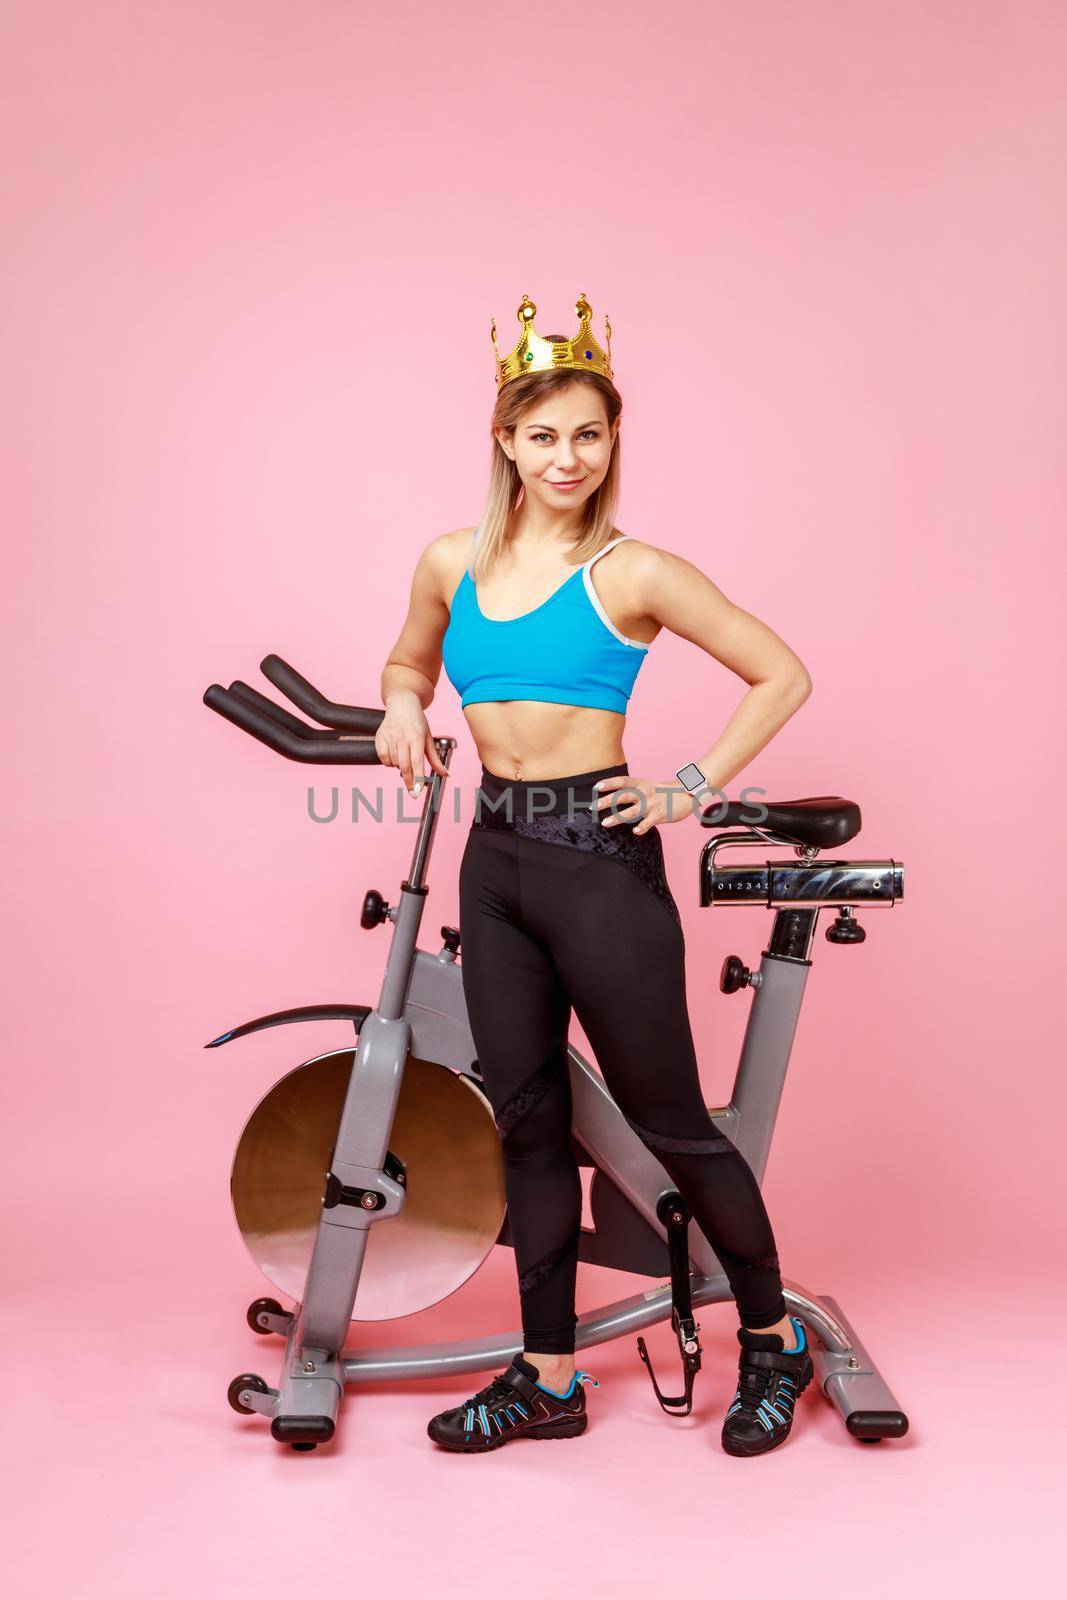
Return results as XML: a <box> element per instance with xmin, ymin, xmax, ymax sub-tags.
<box><xmin>228</xmin><ymin>1373</ymin><xmax>268</xmax><ymax>1415</ymax></box>
<box><xmin>246</xmin><ymin>1296</ymin><xmax>285</xmax><ymax>1334</ymax></box>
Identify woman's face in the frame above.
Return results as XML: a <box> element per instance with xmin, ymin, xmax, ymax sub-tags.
<box><xmin>495</xmin><ymin>386</ymin><xmax>618</xmax><ymax>516</ymax></box>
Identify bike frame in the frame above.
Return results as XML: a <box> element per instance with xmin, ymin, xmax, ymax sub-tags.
<box><xmin>210</xmin><ymin>728</ymin><xmax>909</xmax><ymax>1449</ymax></box>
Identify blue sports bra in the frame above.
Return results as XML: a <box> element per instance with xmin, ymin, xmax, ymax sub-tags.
<box><xmin>441</xmin><ymin>528</ymin><xmax>650</xmax><ymax>714</ymax></box>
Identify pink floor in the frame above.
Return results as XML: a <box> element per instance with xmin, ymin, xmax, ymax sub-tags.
<box><xmin>9</xmin><ymin>1187</ymin><xmax>1055</xmax><ymax>1598</ymax></box>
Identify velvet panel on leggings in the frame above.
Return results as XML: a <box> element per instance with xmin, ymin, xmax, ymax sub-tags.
<box><xmin>458</xmin><ymin>762</ymin><xmax>788</xmax><ymax>1355</ymax></box>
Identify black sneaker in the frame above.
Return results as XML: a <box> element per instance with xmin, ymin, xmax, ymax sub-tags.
<box><xmin>721</xmin><ymin>1315</ymin><xmax>814</xmax><ymax>1457</ymax></box>
<box><xmin>427</xmin><ymin>1355</ymin><xmax>598</xmax><ymax>1453</ymax></box>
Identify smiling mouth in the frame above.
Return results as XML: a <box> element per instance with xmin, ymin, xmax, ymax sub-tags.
<box><xmin>547</xmin><ymin>478</ymin><xmax>586</xmax><ymax>486</ymax></box>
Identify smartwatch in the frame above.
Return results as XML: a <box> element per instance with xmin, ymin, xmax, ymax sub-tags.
<box><xmin>675</xmin><ymin>762</ymin><xmax>707</xmax><ymax>793</ymax></box>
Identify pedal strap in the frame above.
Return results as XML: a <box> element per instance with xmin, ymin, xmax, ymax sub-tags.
<box><xmin>635</xmin><ymin>1194</ymin><xmax>703</xmax><ymax>1416</ymax></box>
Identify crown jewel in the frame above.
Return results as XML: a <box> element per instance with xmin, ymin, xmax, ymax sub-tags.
<box><xmin>490</xmin><ymin>292</ymin><xmax>613</xmax><ymax>390</ymax></box>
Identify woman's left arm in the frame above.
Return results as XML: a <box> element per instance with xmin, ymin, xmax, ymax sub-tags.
<box><xmin>596</xmin><ymin>546</ymin><xmax>813</xmax><ymax>833</ymax></box>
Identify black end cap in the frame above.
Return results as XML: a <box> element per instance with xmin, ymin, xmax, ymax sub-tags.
<box><xmin>271</xmin><ymin>1415</ymin><xmax>336</xmax><ymax>1446</ymax></box>
<box><xmin>846</xmin><ymin>1410</ymin><xmax>909</xmax><ymax>1440</ymax></box>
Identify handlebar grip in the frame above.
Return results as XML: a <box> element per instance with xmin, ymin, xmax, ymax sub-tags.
<box><xmin>260</xmin><ymin>654</ymin><xmax>385</xmax><ymax>733</ymax></box>
<box><xmin>227</xmin><ymin>680</ymin><xmax>329</xmax><ymax>740</ymax></box>
<box><xmin>203</xmin><ymin>685</ymin><xmax>380</xmax><ymax>764</ymax></box>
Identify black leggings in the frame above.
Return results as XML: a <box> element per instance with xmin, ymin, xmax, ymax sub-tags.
<box><xmin>458</xmin><ymin>761</ymin><xmax>787</xmax><ymax>1355</ymax></box>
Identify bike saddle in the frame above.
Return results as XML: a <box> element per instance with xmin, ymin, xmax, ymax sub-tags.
<box><xmin>700</xmin><ymin>796</ymin><xmax>861</xmax><ymax>849</ymax></box>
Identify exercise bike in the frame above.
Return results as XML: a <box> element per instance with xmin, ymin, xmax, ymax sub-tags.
<box><xmin>204</xmin><ymin>654</ymin><xmax>909</xmax><ymax>1452</ymax></box>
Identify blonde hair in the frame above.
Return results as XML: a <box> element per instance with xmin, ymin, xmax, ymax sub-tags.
<box><xmin>470</xmin><ymin>342</ymin><xmax>624</xmax><ymax>582</ymax></box>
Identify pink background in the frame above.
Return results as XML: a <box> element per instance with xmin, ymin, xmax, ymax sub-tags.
<box><xmin>5</xmin><ymin>1</ymin><xmax>1064</xmax><ymax>1594</ymax></box>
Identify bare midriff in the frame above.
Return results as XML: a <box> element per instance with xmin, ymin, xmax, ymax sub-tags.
<box><xmin>463</xmin><ymin>701</ymin><xmax>627</xmax><ymax>782</ymax></box>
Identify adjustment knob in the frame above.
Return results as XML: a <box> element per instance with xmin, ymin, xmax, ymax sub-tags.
<box><xmin>441</xmin><ymin>925</ymin><xmax>461</xmax><ymax>954</ymax></box>
<box><xmin>720</xmin><ymin>954</ymin><xmax>752</xmax><ymax>994</ymax></box>
<box><xmin>360</xmin><ymin>890</ymin><xmax>390</xmax><ymax>929</ymax></box>
<box><xmin>826</xmin><ymin>908</ymin><xmax>866</xmax><ymax>945</ymax></box>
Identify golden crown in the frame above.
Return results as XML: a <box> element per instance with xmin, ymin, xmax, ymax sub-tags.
<box><xmin>491</xmin><ymin>292</ymin><xmax>613</xmax><ymax>390</ymax></box>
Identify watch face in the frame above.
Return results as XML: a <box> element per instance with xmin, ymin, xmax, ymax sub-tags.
<box><xmin>676</xmin><ymin>762</ymin><xmax>706</xmax><ymax>792</ymax></box>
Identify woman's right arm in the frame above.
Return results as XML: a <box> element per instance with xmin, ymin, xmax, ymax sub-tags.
<box><xmin>377</xmin><ymin>533</ymin><xmax>460</xmax><ymax>796</ymax></box>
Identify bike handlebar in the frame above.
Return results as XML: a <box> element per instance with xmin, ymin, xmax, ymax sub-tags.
<box><xmin>203</xmin><ymin>655</ymin><xmax>386</xmax><ymax>765</ymax></box>
<box><xmin>259</xmin><ymin>654</ymin><xmax>384</xmax><ymax>734</ymax></box>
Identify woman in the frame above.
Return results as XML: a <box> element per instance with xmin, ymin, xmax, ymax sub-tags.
<box><xmin>377</xmin><ymin>293</ymin><xmax>814</xmax><ymax>1456</ymax></box>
